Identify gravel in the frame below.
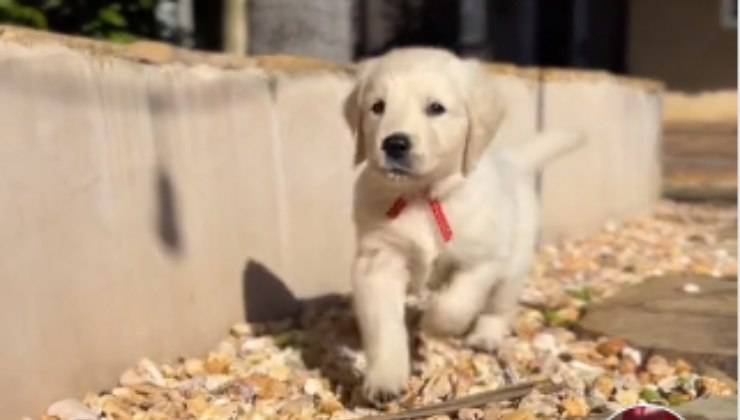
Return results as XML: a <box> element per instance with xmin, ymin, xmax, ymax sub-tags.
<box><xmin>36</xmin><ymin>201</ymin><xmax>737</xmax><ymax>420</ymax></box>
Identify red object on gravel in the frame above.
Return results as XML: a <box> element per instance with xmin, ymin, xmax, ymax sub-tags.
<box><xmin>621</xmin><ymin>406</ymin><xmax>682</xmax><ymax>420</ymax></box>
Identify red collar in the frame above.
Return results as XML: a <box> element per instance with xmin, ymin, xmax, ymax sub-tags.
<box><xmin>386</xmin><ymin>197</ymin><xmax>453</xmax><ymax>242</ymax></box>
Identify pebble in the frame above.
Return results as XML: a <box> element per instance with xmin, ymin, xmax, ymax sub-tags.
<box><xmin>500</xmin><ymin>409</ymin><xmax>536</xmax><ymax>420</ymax></box>
<box><xmin>241</xmin><ymin>336</ymin><xmax>272</xmax><ymax>354</ymax></box>
<box><xmin>682</xmin><ymin>282</ymin><xmax>701</xmax><ymax>293</ymax></box>
<box><xmin>658</xmin><ymin>375</ymin><xmax>679</xmax><ymax>393</ymax></box>
<box><xmin>204</xmin><ymin>374</ymin><xmax>234</xmax><ymax>393</ymax></box>
<box><xmin>699</xmin><ymin>376</ymin><xmax>736</xmax><ymax>396</ymax></box>
<box><xmin>621</xmin><ymin>346</ymin><xmax>643</xmax><ymax>366</ymax></box>
<box><xmin>302</xmin><ymin>378</ymin><xmax>323</xmax><ymax>396</ymax></box>
<box><xmin>137</xmin><ymin>358</ymin><xmax>166</xmax><ymax>387</ymax></box>
<box><xmin>318</xmin><ymin>394</ymin><xmax>344</xmax><ymax>414</ymax></box>
<box><xmin>279</xmin><ymin>396</ymin><xmax>314</xmax><ymax>417</ymax></box>
<box><xmin>615</xmin><ymin>389</ymin><xmax>640</xmax><ymax>406</ymax></box>
<box><xmin>531</xmin><ymin>332</ymin><xmax>558</xmax><ymax>355</ymax></box>
<box><xmin>675</xmin><ymin>358</ymin><xmax>693</xmax><ymax>375</ymax></box>
<box><xmin>458</xmin><ymin>407</ymin><xmax>484</xmax><ymax>420</ymax></box>
<box><xmin>230</xmin><ymin>322</ymin><xmax>253</xmax><ymax>337</ymax></box>
<box><xmin>596</xmin><ymin>337</ymin><xmax>626</xmax><ymax>357</ymax></box>
<box><xmin>243</xmin><ymin>373</ymin><xmax>290</xmax><ymax>400</ymax></box>
<box><xmin>46</xmin><ymin>399</ymin><xmax>98</xmax><ymax>420</ymax></box>
<box><xmin>592</xmin><ymin>375</ymin><xmax>615</xmax><ymax>398</ymax></box>
<box><xmin>518</xmin><ymin>390</ymin><xmax>559</xmax><ymax>417</ymax></box>
<box><xmin>216</xmin><ymin>339</ymin><xmax>238</xmax><ymax>358</ymax></box>
<box><xmin>618</xmin><ymin>357</ymin><xmax>638</xmax><ymax>375</ymax></box>
<box><xmin>204</xmin><ymin>352</ymin><xmax>232</xmax><ymax>375</ymax></box>
<box><xmin>422</xmin><ymin>371</ymin><xmax>454</xmax><ymax>402</ymax></box>
<box><xmin>118</xmin><ymin>368</ymin><xmax>145</xmax><ymax>387</ymax></box>
<box><xmin>646</xmin><ymin>355</ymin><xmax>675</xmax><ymax>379</ymax></box>
<box><xmin>184</xmin><ymin>357</ymin><xmax>205</xmax><ymax>376</ymax></box>
<box><xmin>561</xmin><ymin>395</ymin><xmax>590</xmax><ymax>417</ymax></box>
<box><xmin>186</xmin><ymin>394</ymin><xmax>210</xmax><ymax>416</ymax></box>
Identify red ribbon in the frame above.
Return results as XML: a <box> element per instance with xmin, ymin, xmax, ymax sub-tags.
<box><xmin>386</xmin><ymin>197</ymin><xmax>453</xmax><ymax>243</ymax></box>
<box><xmin>385</xmin><ymin>197</ymin><xmax>408</xmax><ymax>218</ymax></box>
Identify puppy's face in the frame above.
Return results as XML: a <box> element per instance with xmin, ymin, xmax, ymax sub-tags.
<box><xmin>360</xmin><ymin>63</ymin><xmax>470</xmax><ymax>181</ymax></box>
<box><xmin>347</xmin><ymin>48</ymin><xmax>503</xmax><ymax>185</ymax></box>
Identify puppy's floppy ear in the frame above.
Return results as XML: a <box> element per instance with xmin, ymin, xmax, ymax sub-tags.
<box><xmin>462</xmin><ymin>60</ymin><xmax>505</xmax><ymax>176</ymax></box>
<box><xmin>344</xmin><ymin>58</ymin><xmax>378</xmax><ymax>166</ymax></box>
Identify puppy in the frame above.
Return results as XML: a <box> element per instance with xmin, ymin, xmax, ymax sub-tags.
<box><xmin>344</xmin><ymin>48</ymin><xmax>582</xmax><ymax>402</ymax></box>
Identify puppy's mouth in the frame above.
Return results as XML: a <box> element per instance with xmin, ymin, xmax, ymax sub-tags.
<box><xmin>376</xmin><ymin>163</ymin><xmax>416</xmax><ymax>181</ymax></box>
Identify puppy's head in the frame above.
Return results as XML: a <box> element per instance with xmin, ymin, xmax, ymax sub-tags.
<box><xmin>345</xmin><ymin>48</ymin><xmax>504</xmax><ymax>185</ymax></box>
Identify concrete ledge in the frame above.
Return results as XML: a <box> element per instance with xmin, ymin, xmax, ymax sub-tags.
<box><xmin>542</xmin><ymin>66</ymin><xmax>665</xmax><ymax>93</ymax></box>
<box><xmin>0</xmin><ymin>25</ymin><xmax>351</xmax><ymax>74</ymax></box>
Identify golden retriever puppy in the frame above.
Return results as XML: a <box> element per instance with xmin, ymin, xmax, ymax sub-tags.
<box><xmin>344</xmin><ymin>48</ymin><xmax>582</xmax><ymax>402</ymax></box>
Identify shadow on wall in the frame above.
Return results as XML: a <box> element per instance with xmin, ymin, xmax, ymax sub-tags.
<box><xmin>242</xmin><ymin>260</ymin><xmax>346</xmax><ymax>322</ymax></box>
<box><xmin>155</xmin><ymin>165</ymin><xmax>183</xmax><ymax>256</ymax></box>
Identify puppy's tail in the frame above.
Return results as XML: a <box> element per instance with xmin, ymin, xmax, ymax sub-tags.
<box><xmin>503</xmin><ymin>130</ymin><xmax>585</xmax><ymax>173</ymax></box>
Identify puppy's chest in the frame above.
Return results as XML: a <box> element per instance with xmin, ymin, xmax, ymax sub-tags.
<box><xmin>388</xmin><ymin>200</ymin><xmax>447</xmax><ymax>253</ymax></box>
<box><xmin>381</xmin><ymin>196</ymin><xmax>485</xmax><ymax>262</ymax></box>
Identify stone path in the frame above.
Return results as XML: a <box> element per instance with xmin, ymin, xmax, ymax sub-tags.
<box><xmin>663</xmin><ymin>121</ymin><xmax>737</xmax><ymax>202</ymax></box>
<box><xmin>580</xmin><ymin>275</ymin><xmax>737</xmax><ymax>378</ymax></box>
<box><xmin>675</xmin><ymin>396</ymin><xmax>738</xmax><ymax>420</ymax></box>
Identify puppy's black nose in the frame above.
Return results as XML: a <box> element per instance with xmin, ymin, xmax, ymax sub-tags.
<box><xmin>382</xmin><ymin>133</ymin><xmax>411</xmax><ymax>160</ymax></box>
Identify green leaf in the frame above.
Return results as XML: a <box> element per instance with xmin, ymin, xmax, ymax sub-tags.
<box><xmin>667</xmin><ymin>392</ymin><xmax>690</xmax><ymax>406</ymax></box>
<box><xmin>107</xmin><ymin>31</ymin><xmax>138</xmax><ymax>43</ymax></box>
<box><xmin>81</xmin><ymin>21</ymin><xmax>101</xmax><ymax>33</ymax></box>
<box><xmin>98</xmin><ymin>5</ymin><xmax>127</xmax><ymax>28</ymax></box>
<box><xmin>566</xmin><ymin>287</ymin><xmax>592</xmax><ymax>304</ymax></box>
<box><xmin>543</xmin><ymin>308</ymin><xmax>568</xmax><ymax>327</ymax></box>
<box><xmin>640</xmin><ymin>388</ymin><xmax>666</xmax><ymax>405</ymax></box>
<box><xmin>273</xmin><ymin>330</ymin><xmax>305</xmax><ymax>348</ymax></box>
<box><xmin>0</xmin><ymin>1</ymin><xmax>48</xmax><ymax>29</ymax></box>
<box><xmin>41</xmin><ymin>0</ymin><xmax>62</xmax><ymax>9</ymax></box>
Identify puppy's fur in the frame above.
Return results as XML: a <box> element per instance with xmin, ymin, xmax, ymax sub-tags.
<box><xmin>345</xmin><ymin>48</ymin><xmax>582</xmax><ymax>402</ymax></box>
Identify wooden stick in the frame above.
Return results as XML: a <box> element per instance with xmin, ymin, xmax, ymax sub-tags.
<box><xmin>355</xmin><ymin>377</ymin><xmax>559</xmax><ymax>420</ymax></box>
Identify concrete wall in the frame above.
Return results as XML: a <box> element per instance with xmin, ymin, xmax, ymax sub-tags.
<box><xmin>0</xmin><ymin>27</ymin><xmax>662</xmax><ymax>417</ymax></box>
<box><xmin>627</xmin><ymin>0</ymin><xmax>737</xmax><ymax>91</ymax></box>
<box><xmin>0</xmin><ymin>28</ymin><xmax>357</xmax><ymax>418</ymax></box>
<box><xmin>540</xmin><ymin>70</ymin><xmax>663</xmax><ymax>241</ymax></box>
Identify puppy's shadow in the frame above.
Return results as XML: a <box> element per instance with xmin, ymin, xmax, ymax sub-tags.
<box><xmin>296</xmin><ymin>299</ymin><xmax>426</xmax><ymax>406</ymax></box>
<box><xmin>242</xmin><ymin>259</ymin><xmax>425</xmax><ymax>406</ymax></box>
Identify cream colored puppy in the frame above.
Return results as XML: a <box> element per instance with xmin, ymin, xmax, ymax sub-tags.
<box><xmin>345</xmin><ymin>48</ymin><xmax>581</xmax><ymax>402</ymax></box>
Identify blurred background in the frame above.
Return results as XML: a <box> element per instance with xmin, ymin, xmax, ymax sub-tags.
<box><xmin>0</xmin><ymin>0</ymin><xmax>736</xmax><ymax>91</ymax></box>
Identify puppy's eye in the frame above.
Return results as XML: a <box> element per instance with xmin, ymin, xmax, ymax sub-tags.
<box><xmin>426</xmin><ymin>102</ymin><xmax>446</xmax><ymax>116</ymax></box>
<box><xmin>371</xmin><ymin>100</ymin><xmax>385</xmax><ymax>115</ymax></box>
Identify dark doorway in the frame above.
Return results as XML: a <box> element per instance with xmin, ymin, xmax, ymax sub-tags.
<box><xmin>193</xmin><ymin>1</ymin><xmax>223</xmax><ymax>51</ymax></box>
<box><xmin>356</xmin><ymin>0</ymin><xmax>461</xmax><ymax>57</ymax></box>
<box><xmin>355</xmin><ymin>0</ymin><xmax>628</xmax><ymax>73</ymax></box>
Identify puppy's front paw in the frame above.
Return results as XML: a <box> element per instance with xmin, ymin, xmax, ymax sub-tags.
<box><xmin>362</xmin><ymin>360</ymin><xmax>409</xmax><ymax>405</ymax></box>
<box><xmin>465</xmin><ymin>315</ymin><xmax>509</xmax><ymax>352</ymax></box>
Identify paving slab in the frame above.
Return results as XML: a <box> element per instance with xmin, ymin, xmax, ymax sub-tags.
<box><xmin>663</xmin><ymin>121</ymin><xmax>737</xmax><ymax>203</ymax></box>
<box><xmin>580</xmin><ymin>275</ymin><xmax>737</xmax><ymax>377</ymax></box>
<box><xmin>674</xmin><ymin>396</ymin><xmax>738</xmax><ymax>420</ymax></box>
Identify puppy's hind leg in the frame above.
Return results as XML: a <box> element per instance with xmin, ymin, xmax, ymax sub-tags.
<box><xmin>467</xmin><ymin>176</ymin><xmax>539</xmax><ymax>352</ymax></box>
<box><xmin>352</xmin><ymin>247</ymin><xmax>410</xmax><ymax>403</ymax></box>
<box><xmin>422</xmin><ymin>261</ymin><xmax>500</xmax><ymax>337</ymax></box>
<box><xmin>465</xmin><ymin>272</ymin><xmax>527</xmax><ymax>352</ymax></box>
<box><xmin>467</xmin><ymin>223</ymin><xmax>535</xmax><ymax>351</ymax></box>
